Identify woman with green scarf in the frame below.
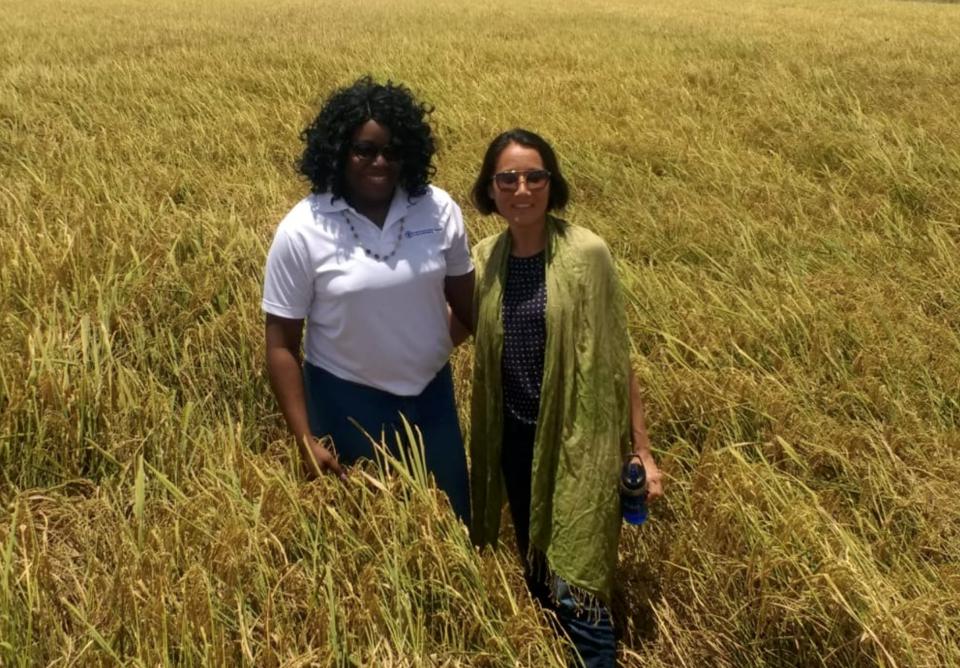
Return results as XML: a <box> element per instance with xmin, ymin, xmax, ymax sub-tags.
<box><xmin>468</xmin><ymin>129</ymin><xmax>663</xmax><ymax>667</ymax></box>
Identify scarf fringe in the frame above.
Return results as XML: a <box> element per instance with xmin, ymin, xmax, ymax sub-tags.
<box><xmin>525</xmin><ymin>547</ymin><xmax>608</xmax><ymax>624</ymax></box>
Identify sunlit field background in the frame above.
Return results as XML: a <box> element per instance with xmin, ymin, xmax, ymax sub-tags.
<box><xmin>2</xmin><ymin>0</ymin><xmax>960</xmax><ymax>664</ymax></box>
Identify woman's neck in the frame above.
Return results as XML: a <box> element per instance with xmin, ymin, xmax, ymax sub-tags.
<box><xmin>509</xmin><ymin>220</ymin><xmax>547</xmax><ymax>258</ymax></box>
<box><xmin>348</xmin><ymin>194</ymin><xmax>392</xmax><ymax>228</ymax></box>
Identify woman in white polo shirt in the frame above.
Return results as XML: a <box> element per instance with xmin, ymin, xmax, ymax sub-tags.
<box><xmin>262</xmin><ymin>77</ymin><xmax>474</xmax><ymax>522</ymax></box>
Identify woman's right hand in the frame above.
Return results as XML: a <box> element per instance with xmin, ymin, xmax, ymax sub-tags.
<box><xmin>265</xmin><ymin>314</ymin><xmax>347</xmax><ymax>482</ymax></box>
<box><xmin>300</xmin><ymin>435</ymin><xmax>347</xmax><ymax>480</ymax></box>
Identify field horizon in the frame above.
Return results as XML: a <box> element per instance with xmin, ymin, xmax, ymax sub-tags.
<box><xmin>2</xmin><ymin>0</ymin><xmax>960</xmax><ymax>665</ymax></box>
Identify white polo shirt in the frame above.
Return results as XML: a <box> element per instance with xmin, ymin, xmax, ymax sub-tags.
<box><xmin>262</xmin><ymin>186</ymin><xmax>473</xmax><ymax>396</ymax></box>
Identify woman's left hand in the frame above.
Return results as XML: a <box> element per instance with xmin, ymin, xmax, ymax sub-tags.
<box><xmin>635</xmin><ymin>453</ymin><xmax>663</xmax><ymax>502</ymax></box>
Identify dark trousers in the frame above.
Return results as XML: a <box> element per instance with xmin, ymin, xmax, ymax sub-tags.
<box><xmin>501</xmin><ymin>414</ymin><xmax>618</xmax><ymax>668</ymax></box>
<box><xmin>303</xmin><ymin>362</ymin><xmax>470</xmax><ymax>524</ymax></box>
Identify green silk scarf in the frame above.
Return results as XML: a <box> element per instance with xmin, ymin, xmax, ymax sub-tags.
<box><xmin>469</xmin><ymin>216</ymin><xmax>632</xmax><ymax>604</ymax></box>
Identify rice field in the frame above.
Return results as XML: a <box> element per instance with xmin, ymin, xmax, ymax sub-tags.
<box><xmin>2</xmin><ymin>0</ymin><xmax>959</xmax><ymax>665</ymax></box>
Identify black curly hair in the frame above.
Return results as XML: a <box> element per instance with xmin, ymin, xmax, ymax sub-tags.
<box><xmin>298</xmin><ymin>76</ymin><xmax>436</xmax><ymax>199</ymax></box>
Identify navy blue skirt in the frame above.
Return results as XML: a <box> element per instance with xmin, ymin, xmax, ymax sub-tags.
<box><xmin>303</xmin><ymin>361</ymin><xmax>470</xmax><ymax>523</ymax></box>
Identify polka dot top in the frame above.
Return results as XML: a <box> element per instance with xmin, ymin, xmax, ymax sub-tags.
<box><xmin>502</xmin><ymin>251</ymin><xmax>547</xmax><ymax>425</ymax></box>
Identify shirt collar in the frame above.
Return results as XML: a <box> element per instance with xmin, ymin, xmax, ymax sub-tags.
<box><xmin>311</xmin><ymin>187</ymin><xmax>415</xmax><ymax>229</ymax></box>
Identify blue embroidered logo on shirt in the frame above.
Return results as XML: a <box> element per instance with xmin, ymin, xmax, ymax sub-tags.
<box><xmin>405</xmin><ymin>226</ymin><xmax>442</xmax><ymax>239</ymax></box>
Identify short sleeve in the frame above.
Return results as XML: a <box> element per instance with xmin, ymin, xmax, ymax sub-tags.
<box><xmin>443</xmin><ymin>199</ymin><xmax>474</xmax><ymax>277</ymax></box>
<box><xmin>262</xmin><ymin>223</ymin><xmax>313</xmax><ymax>319</ymax></box>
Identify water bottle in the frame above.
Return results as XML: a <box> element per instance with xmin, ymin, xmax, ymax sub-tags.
<box><xmin>620</xmin><ymin>459</ymin><xmax>648</xmax><ymax>525</ymax></box>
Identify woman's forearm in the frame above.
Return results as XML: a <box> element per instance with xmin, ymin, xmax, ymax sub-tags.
<box><xmin>629</xmin><ymin>368</ymin><xmax>664</xmax><ymax>500</ymax></box>
<box><xmin>449</xmin><ymin>306</ymin><xmax>471</xmax><ymax>347</ymax></box>
<box><xmin>628</xmin><ymin>368</ymin><xmax>652</xmax><ymax>459</ymax></box>
<box><xmin>444</xmin><ymin>271</ymin><xmax>476</xmax><ymax>334</ymax></box>
<box><xmin>266</xmin><ymin>341</ymin><xmax>344</xmax><ymax>479</ymax></box>
<box><xmin>266</xmin><ymin>346</ymin><xmax>312</xmax><ymax>447</ymax></box>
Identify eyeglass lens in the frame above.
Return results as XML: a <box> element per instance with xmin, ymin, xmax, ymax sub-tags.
<box><xmin>494</xmin><ymin>169</ymin><xmax>550</xmax><ymax>190</ymax></box>
<box><xmin>351</xmin><ymin>142</ymin><xmax>401</xmax><ymax>162</ymax></box>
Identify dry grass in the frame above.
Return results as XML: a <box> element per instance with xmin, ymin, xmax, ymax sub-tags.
<box><xmin>2</xmin><ymin>0</ymin><xmax>960</xmax><ymax>665</ymax></box>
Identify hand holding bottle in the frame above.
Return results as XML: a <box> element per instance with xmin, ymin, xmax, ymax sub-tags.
<box><xmin>620</xmin><ymin>456</ymin><xmax>648</xmax><ymax>525</ymax></box>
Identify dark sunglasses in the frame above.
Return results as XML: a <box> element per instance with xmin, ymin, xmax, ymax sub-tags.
<box><xmin>349</xmin><ymin>141</ymin><xmax>402</xmax><ymax>163</ymax></box>
<box><xmin>491</xmin><ymin>169</ymin><xmax>551</xmax><ymax>191</ymax></box>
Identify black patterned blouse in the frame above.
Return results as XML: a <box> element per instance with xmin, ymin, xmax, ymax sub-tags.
<box><xmin>502</xmin><ymin>251</ymin><xmax>547</xmax><ymax>425</ymax></box>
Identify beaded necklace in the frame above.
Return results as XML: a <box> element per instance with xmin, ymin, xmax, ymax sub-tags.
<box><xmin>344</xmin><ymin>211</ymin><xmax>405</xmax><ymax>262</ymax></box>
